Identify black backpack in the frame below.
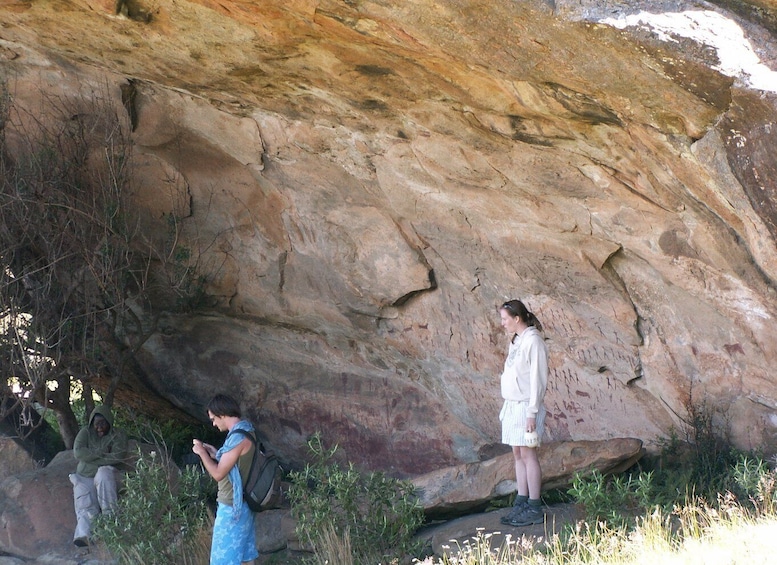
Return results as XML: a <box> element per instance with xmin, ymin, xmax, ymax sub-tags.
<box><xmin>232</xmin><ymin>428</ymin><xmax>283</xmax><ymax>512</ymax></box>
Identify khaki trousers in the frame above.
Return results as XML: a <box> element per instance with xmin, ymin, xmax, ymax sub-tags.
<box><xmin>69</xmin><ymin>466</ymin><xmax>120</xmax><ymax>541</ymax></box>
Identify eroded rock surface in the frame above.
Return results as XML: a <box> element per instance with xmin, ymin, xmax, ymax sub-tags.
<box><xmin>1</xmin><ymin>0</ymin><xmax>777</xmax><ymax>476</ymax></box>
<box><xmin>0</xmin><ymin>451</ymin><xmax>77</xmax><ymax>560</ymax></box>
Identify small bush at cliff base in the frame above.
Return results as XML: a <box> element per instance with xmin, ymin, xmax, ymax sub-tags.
<box><xmin>287</xmin><ymin>433</ymin><xmax>425</xmax><ymax>564</ymax></box>
<box><xmin>92</xmin><ymin>448</ymin><xmax>212</xmax><ymax>565</ymax></box>
<box><xmin>567</xmin><ymin>469</ymin><xmax>656</xmax><ymax>527</ymax></box>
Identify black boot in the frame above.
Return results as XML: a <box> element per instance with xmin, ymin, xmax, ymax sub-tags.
<box><xmin>500</xmin><ymin>495</ymin><xmax>529</xmax><ymax>525</ymax></box>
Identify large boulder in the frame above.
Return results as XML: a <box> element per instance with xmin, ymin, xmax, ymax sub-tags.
<box><xmin>0</xmin><ymin>451</ymin><xmax>77</xmax><ymax>559</ymax></box>
<box><xmin>413</xmin><ymin>438</ymin><xmax>644</xmax><ymax>518</ymax></box>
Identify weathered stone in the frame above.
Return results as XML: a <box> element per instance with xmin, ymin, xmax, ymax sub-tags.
<box><xmin>413</xmin><ymin>438</ymin><xmax>644</xmax><ymax>518</ymax></box>
<box><xmin>0</xmin><ymin>436</ymin><xmax>41</xmax><ymax>477</ymax></box>
<box><xmin>254</xmin><ymin>508</ymin><xmax>292</xmax><ymax>555</ymax></box>
<box><xmin>2</xmin><ymin>0</ymin><xmax>777</xmax><ymax>490</ymax></box>
<box><xmin>0</xmin><ymin>451</ymin><xmax>77</xmax><ymax>559</ymax></box>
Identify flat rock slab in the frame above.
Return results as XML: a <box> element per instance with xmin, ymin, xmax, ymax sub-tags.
<box><xmin>413</xmin><ymin>438</ymin><xmax>644</xmax><ymax>517</ymax></box>
<box><xmin>417</xmin><ymin>503</ymin><xmax>584</xmax><ymax>559</ymax></box>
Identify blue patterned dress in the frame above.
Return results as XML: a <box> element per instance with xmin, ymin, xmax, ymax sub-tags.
<box><xmin>211</xmin><ymin>420</ymin><xmax>259</xmax><ymax>565</ymax></box>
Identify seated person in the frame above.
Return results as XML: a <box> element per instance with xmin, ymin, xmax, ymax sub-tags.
<box><xmin>70</xmin><ymin>405</ymin><xmax>127</xmax><ymax>547</ymax></box>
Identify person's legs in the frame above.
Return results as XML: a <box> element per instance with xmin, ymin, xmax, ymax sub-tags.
<box><xmin>500</xmin><ymin>446</ymin><xmax>530</xmax><ymax>524</ymax></box>
<box><xmin>211</xmin><ymin>502</ymin><xmax>231</xmax><ymax>565</ymax></box>
<box><xmin>513</xmin><ymin>446</ymin><xmax>529</xmax><ymax>495</ymax></box>
<box><xmin>69</xmin><ymin>473</ymin><xmax>98</xmax><ymax>544</ymax></box>
<box><xmin>508</xmin><ymin>446</ymin><xmax>544</xmax><ymax>526</ymax></box>
<box><xmin>505</xmin><ymin>404</ymin><xmax>546</xmax><ymax>527</ymax></box>
<box><xmin>501</xmin><ymin>400</ymin><xmax>532</xmax><ymax>525</ymax></box>
<box><xmin>521</xmin><ymin>446</ymin><xmax>542</xmax><ymax>500</ymax></box>
<box><xmin>525</xmin><ymin>405</ymin><xmax>545</xmax><ymax>502</ymax></box>
<box><xmin>94</xmin><ymin>465</ymin><xmax>119</xmax><ymax>514</ymax></box>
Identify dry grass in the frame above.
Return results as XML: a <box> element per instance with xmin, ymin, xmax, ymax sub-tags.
<box><xmin>412</xmin><ymin>501</ymin><xmax>777</xmax><ymax>565</ymax></box>
<box><xmin>176</xmin><ymin>511</ymin><xmax>213</xmax><ymax>565</ymax></box>
<box><xmin>309</xmin><ymin>523</ymin><xmax>355</xmax><ymax>565</ymax></box>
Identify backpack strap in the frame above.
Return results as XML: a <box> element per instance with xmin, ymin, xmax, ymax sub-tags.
<box><xmin>230</xmin><ymin>428</ymin><xmax>256</xmax><ymax>488</ymax></box>
<box><xmin>232</xmin><ymin>428</ymin><xmax>265</xmax><ymax>451</ymax></box>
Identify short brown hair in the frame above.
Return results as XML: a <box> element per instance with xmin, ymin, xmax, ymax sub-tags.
<box><xmin>207</xmin><ymin>394</ymin><xmax>242</xmax><ymax>418</ymax></box>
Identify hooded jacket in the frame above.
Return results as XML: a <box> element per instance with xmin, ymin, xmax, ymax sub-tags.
<box><xmin>73</xmin><ymin>405</ymin><xmax>128</xmax><ymax>478</ymax></box>
<box><xmin>500</xmin><ymin>325</ymin><xmax>548</xmax><ymax>417</ymax></box>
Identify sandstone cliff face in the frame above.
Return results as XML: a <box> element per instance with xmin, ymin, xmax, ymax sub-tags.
<box><xmin>2</xmin><ymin>0</ymin><xmax>777</xmax><ymax>474</ymax></box>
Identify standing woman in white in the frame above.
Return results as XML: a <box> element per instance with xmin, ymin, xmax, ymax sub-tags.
<box><xmin>497</xmin><ymin>299</ymin><xmax>549</xmax><ymax>527</ymax></box>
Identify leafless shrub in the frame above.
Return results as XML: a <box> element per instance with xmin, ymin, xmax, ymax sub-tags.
<box><xmin>0</xmin><ymin>73</ymin><xmax>206</xmax><ymax>446</ymax></box>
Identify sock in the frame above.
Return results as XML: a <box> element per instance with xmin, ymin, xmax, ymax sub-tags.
<box><xmin>514</xmin><ymin>494</ymin><xmax>528</xmax><ymax>506</ymax></box>
<box><xmin>528</xmin><ymin>498</ymin><xmax>541</xmax><ymax>507</ymax></box>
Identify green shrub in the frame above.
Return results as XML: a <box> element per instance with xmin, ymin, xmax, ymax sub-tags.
<box><xmin>569</xmin><ymin>400</ymin><xmax>777</xmax><ymax>530</ymax></box>
<box><xmin>732</xmin><ymin>454</ymin><xmax>777</xmax><ymax>513</ymax></box>
<box><xmin>646</xmin><ymin>401</ymin><xmax>765</xmax><ymax>508</ymax></box>
<box><xmin>287</xmin><ymin>433</ymin><xmax>424</xmax><ymax>563</ymax></box>
<box><xmin>92</xmin><ymin>448</ymin><xmax>212</xmax><ymax>564</ymax></box>
<box><xmin>656</xmin><ymin>399</ymin><xmax>757</xmax><ymax>501</ymax></box>
<box><xmin>112</xmin><ymin>408</ymin><xmax>222</xmax><ymax>467</ymax></box>
<box><xmin>567</xmin><ymin>469</ymin><xmax>658</xmax><ymax>527</ymax></box>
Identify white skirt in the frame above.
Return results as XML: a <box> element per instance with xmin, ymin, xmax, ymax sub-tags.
<box><xmin>500</xmin><ymin>399</ymin><xmax>546</xmax><ymax>447</ymax></box>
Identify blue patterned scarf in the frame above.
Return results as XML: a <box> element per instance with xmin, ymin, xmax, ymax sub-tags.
<box><xmin>216</xmin><ymin>419</ymin><xmax>255</xmax><ymax>521</ymax></box>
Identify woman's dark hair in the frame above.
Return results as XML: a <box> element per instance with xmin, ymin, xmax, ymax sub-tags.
<box><xmin>500</xmin><ymin>299</ymin><xmax>543</xmax><ymax>332</ymax></box>
<box><xmin>207</xmin><ymin>394</ymin><xmax>242</xmax><ymax>418</ymax></box>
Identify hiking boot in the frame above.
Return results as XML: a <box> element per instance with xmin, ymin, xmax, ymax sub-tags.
<box><xmin>499</xmin><ymin>499</ymin><xmax>528</xmax><ymax>525</ymax></box>
<box><xmin>507</xmin><ymin>504</ymin><xmax>544</xmax><ymax>527</ymax></box>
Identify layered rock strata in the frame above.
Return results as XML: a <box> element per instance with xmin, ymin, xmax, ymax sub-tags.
<box><xmin>0</xmin><ymin>0</ymin><xmax>776</xmax><ymax>473</ymax></box>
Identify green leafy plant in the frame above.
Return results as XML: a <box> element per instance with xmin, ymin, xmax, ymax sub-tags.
<box><xmin>92</xmin><ymin>448</ymin><xmax>212</xmax><ymax>564</ymax></box>
<box><xmin>732</xmin><ymin>454</ymin><xmax>777</xmax><ymax>514</ymax></box>
<box><xmin>682</xmin><ymin>400</ymin><xmax>743</xmax><ymax>493</ymax></box>
<box><xmin>645</xmin><ymin>400</ymin><xmax>763</xmax><ymax>510</ymax></box>
<box><xmin>287</xmin><ymin>433</ymin><xmax>424</xmax><ymax>563</ymax></box>
<box><xmin>112</xmin><ymin>408</ymin><xmax>222</xmax><ymax>467</ymax></box>
<box><xmin>567</xmin><ymin>469</ymin><xmax>657</xmax><ymax>527</ymax></box>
